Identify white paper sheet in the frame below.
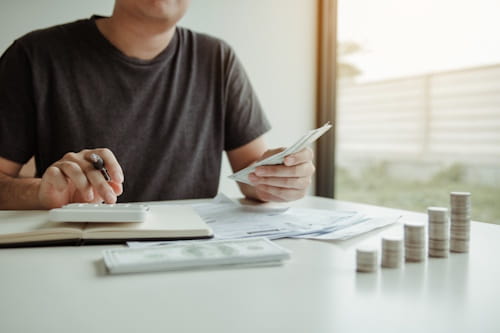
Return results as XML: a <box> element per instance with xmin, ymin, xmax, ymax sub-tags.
<box><xmin>127</xmin><ymin>194</ymin><xmax>399</xmax><ymax>248</ymax></box>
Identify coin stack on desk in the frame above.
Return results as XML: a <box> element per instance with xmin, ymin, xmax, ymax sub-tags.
<box><xmin>354</xmin><ymin>191</ymin><xmax>473</xmax><ymax>273</ymax></box>
<box><xmin>356</xmin><ymin>248</ymin><xmax>378</xmax><ymax>272</ymax></box>
<box><xmin>427</xmin><ymin>207</ymin><xmax>450</xmax><ymax>257</ymax></box>
<box><xmin>381</xmin><ymin>236</ymin><xmax>403</xmax><ymax>268</ymax></box>
<box><xmin>450</xmin><ymin>192</ymin><xmax>471</xmax><ymax>253</ymax></box>
<box><xmin>404</xmin><ymin>223</ymin><xmax>426</xmax><ymax>262</ymax></box>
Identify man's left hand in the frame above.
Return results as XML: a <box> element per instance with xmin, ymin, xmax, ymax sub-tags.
<box><xmin>248</xmin><ymin>147</ymin><xmax>315</xmax><ymax>202</ymax></box>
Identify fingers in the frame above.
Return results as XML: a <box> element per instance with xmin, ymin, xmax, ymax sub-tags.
<box><xmin>43</xmin><ymin>166</ymin><xmax>69</xmax><ymax>192</ymax></box>
<box><xmin>249</xmin><ymin>147</ymin><xmax>316</xmax><ymax>203</ymax></box>
<box><xmin>109</xmin><ymin>181</ymin><xmax>123</xmax><ymax>196</ymax></box>
<box><xmin>84</xmin><ymin>166</ymin><xmax>118</xmax><ymax>203</ymax></box>
<box><xmin>40</xmin><ymin>148</ymin><xmax>124</xmax><ymax>206</ymax></box>
<box><xmin>284</xmin><ymin>147</ymin><xmax>314</xmax><ymax>166</ymax></box>
<box><xmin>250</xmin><ymin>173</ymin><xmax>312</xmax><ymax>201</ymax></box>
<box><xmin>249</xmin><ymin>174</ymin><xmax>311</xmax><ymax>189</ymax></box>
<box><xmin>62</xmin><ymin>151</ymin><xmax>118</xmax><ymax>203</ymax></box>
<box><xmin>86</xmin><ymin>148</ymin><xmax>124</xmax><ymax>183</ymax></box>
<box><xmin>52</xmin><ymin>160</ymin><xmax>94</xmax><ymax>201</ymax></box>
<box><xmin>254</xmin><ymin>161</ymin><xmax>315</xmax><ymax>178</ymax></box>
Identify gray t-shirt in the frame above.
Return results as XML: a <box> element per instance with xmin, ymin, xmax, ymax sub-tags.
<box><xmin>0</xmin><ymin>17</ymin><xmax>271</xmax><ymax>202</ymax></box>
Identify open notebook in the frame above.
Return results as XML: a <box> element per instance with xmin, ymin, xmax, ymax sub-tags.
<box><xmin>0</xmin><ymin>205</ymin><xmax>213</xmax><ymax>247</ymax></box>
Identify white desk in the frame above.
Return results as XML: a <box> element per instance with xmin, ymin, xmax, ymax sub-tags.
<box><xmin>0</xmin><ymin>196</ymin><xmax>499</xmax><ymax>333</ymax></box>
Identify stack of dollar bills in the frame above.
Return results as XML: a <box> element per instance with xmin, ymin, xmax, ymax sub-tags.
<box><xmin>229</xmin><ymin>122</ymin><xmax>332</xmax><ymax>185</ymax></box>
<box><xmin>103</xmin><ymin>238</ymin><xmax>291</xmax><ymax>274</ymax></box>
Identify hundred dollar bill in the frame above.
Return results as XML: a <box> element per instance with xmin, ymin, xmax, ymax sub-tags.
<box><xmin>228</xmin><ymin>122</ymin><xmax>332</xmax><ymax>185</ymax></box>
<box><xmin>103</xmin><ymin>237</ymin><xmax>291</xmax><ymax>274</ymax></box>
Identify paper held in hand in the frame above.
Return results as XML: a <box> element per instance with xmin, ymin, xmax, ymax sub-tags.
<box><xmin>228</xmin><ymin>122</ymin><xmax>333</xmax><ymax>185</ymax></box>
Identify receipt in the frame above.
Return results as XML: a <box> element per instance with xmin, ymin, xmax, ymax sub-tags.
<box><xmin>228</xmin><ymin>122</ymin><xmax>332</xmax><ymax>185</ymax></box>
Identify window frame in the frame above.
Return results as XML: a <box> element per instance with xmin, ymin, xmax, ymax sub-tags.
<box><xmin>315</xmin><ymin>0</ymin><xmax>338</xmax><ymax>198</ymax></box>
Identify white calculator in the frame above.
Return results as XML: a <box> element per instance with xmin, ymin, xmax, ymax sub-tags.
<box><xmin>49</xmin><ymin>203</ymin><xmax>150</xmax><ymax>223</ymax></box>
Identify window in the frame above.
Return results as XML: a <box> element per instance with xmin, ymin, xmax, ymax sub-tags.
<box><xmin>335</xmin><ymin>0</ymin><xmax>500</xmax><ymax>224</ymax></box>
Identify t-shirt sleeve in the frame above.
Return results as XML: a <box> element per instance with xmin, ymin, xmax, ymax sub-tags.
<box><xmin>0</xmin><ymin>40</ymin><xmax>36</xmax><ymax>164</ymax></box>
<box><xmin>223</xmin><ymin>45</ymin><xmax>271</xmax><ymax>151</ymax></box>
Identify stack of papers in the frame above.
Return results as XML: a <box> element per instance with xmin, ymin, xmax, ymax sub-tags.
<box><xmin>128</xmin><ymin>195</ymin><xmax>400</xmax><ymax>248</ymax></box>
<box><xmin>229</xmin><ymin>122</ymin><xmax>332</xmax><ymax>184</ymax></box>
<box><xmin>192</xmin><ymin>195</ymin><xmax>398</xmax><ymax>240</ymax></box>
<box><xmin>104</xmin><ymin>238</ymin><xmax>290</xmax><ymax>274</ymax></box>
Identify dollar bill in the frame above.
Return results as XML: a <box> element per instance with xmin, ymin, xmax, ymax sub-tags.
<box><xmin>103</xmin><ymin>237</ymin><xmax>291</xmax><ymax>274</ymax></box>
<box><xmin>228</xmin><ymin>122</ymin><xmax>332</xmax><ymax>185</ymax></box>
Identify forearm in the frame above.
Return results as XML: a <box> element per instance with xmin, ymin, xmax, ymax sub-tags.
<box><xmin>0</xmin><ymin>172</ymin><xmax>42</xmax><ymax>209</ymax></box>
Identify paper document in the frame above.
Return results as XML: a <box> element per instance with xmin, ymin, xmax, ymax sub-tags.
<box><xmin>291</xmin><ymin>216</ymin><xmax>398</xmax><ymax>240</ymax></box>
<box><xmin>192</xmin><ymin>196</ymin><xmax>361</xmax><ymax>240</ymax></box>
<box><xmin>128</xmin><ymin>194</ymin><xmax>399</xmax><ymax>248</ymax></box>
<box><xmin>229</xmin><ymin>122</ymin><xmax>332</xmax><ymax>185</ymax></box>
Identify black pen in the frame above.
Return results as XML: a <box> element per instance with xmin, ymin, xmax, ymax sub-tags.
<box><xmin>89</xmin><ymin>153</ymin><xmax>111</xmax><ymax>181</ymax></box>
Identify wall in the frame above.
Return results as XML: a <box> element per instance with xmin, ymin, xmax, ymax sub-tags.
<box><xmin>0</xmin><ymin>0</ymin><xmax>114</xmax><ymax>51</ymax></box>
<box><xmin>0</xmin><ymin>0</ymin><xmax>318</xmax><ymax>197</ymax></box>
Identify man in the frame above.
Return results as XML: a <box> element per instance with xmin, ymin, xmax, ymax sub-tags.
<box><xmin>0</xmin><ymin>0</ymin><xmax>315</xmax><ymax>210</ymax></box>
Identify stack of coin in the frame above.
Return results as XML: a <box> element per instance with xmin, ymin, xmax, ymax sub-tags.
<box><xmin>356</xmin><ymin>248</ymin><xmax>378</xmax><ymax>272</ymax></box>
<box><xmin>381</xmin><ymin>236</ymin><xmax>403</xmax><ymax>268</ymax></box>
<box><xmin>404</xmin><ymin>223</ymin><xmax>426</xmax><ymax>262</ymax></box>
<box><xmin>427</xmin><ymin>207</ymin><xmax>450</xmax><ymax>257</ymax></box>
<box><xmin>450</xmin><ymin>192</ymin><xmax>471</xmax><ymax>252</ymax></box>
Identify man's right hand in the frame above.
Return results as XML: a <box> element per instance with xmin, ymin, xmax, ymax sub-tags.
<box><xmin>38</xmin><ymin>148</ymin><xmax>124</xmax><ymax>209</ymax></box>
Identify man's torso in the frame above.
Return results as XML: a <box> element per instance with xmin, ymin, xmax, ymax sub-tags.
<box><xmin>0</xmin><ymin>17</ymin><xmax>269</xmax><ymax>201</ymax></box>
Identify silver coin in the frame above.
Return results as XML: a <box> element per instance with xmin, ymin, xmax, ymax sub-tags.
<box><xmin>429</xmin><ymin>223</ymin><xmax>449</xmax><ymax>237</ymax></box>
<box><xmin>450</xmin><ymin>239</ymin><xmax>469</xmax><ymax>253</ymax></box>
<box><xmin>427</xmin><ymin>207</ymin><xmax>448</xmax><ymax>221</ymax></box>
<box><xmin>428</xmin><ymin>239</ymin><xmax>450</xmax><ymax>249</ymax></box>
<box><xmin>429</xmin><ymin>248</ymin><xmax>449</xmax><ymax>258</ymax></box>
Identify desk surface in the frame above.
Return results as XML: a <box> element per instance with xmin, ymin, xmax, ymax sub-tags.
<box><xmin>0</xmin><ymin>196</ymin><xmax>499</xmax><ymax>333</ymax></box>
